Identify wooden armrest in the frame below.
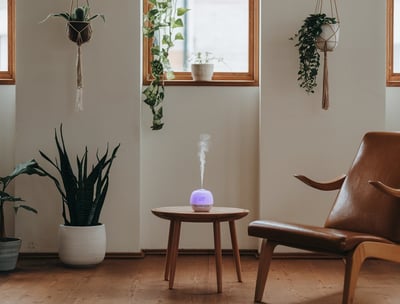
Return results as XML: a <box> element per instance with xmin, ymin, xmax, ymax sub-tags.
<box><xmin>369</xmin><ymin>180</ymin><xmax>400</xmax><ymax>198</ymax></box>
<box><xmin>294</xmin><ymin>174</ymin><xmax>346</xmax><ymax>191</ymax></box>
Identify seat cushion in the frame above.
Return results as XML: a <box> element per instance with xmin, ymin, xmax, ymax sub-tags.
<box><xmin>248</xmin><ymin>220</ymin><xmax>393</xmax><ymax>254</ymax></box>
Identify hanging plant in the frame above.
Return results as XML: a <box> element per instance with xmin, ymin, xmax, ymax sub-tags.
<box><xmin>42</xmin><ymin>5</ymin><xmax>105</xmax><ymax>44</ymax></box>
<box><xmin>291</xmin><ymin>0</ymin><xmax>340</xmax><ymax>110</ymax></box>
<box><xmin>291</xmin><ymin>13</ymin><xmax>337</xmax><ymax>94</ymax></box>
<box><xmin>142</xmin><ymin>0</ymin><xmax>189</xmax><ymax>130</ymax></box>
<box><xmin>41</xmin><ymin>1</ymin><xmax>105</xmax><ymax>111</ymax></box>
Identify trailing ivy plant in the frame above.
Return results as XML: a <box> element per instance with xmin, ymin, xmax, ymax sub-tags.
<box><xmin>290</xmin><ymin>13</ymin><xmax>337</xmax><ymax>94</ymax></box>
<box><xmin>142</xmin><ymin>0</ymin><xmax>189</xmax><ymax>130</ymax></box>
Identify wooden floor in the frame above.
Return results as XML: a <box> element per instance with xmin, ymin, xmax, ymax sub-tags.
<box><xmin>1</xmin><ymin>255</ymin><xmax>400</xmax><ymax>304</ymax></box>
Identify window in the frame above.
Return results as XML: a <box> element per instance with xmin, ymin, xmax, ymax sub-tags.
<box><xmin>387</xmin><ymin>0</ymin><xmax>400</xmax><ymax>86</ymax></box>
<box><xmin>0</xmin><ymin>0</ymin><xmax>15</xmax><ymax>84</ymax></box>
<box><xmin>143</xmin><ymin>0</ymin><xmax>259</xmax><ymax>86</ymax></box>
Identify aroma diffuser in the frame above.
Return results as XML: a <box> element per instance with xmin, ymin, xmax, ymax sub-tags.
<box><xmin>191</xmin><ymin>134</ymin><xmax>213</xmax><ymax>212</ymax></box>
<box><xmin>190</xmin><ymin>188</ymin><xmax>214</xmax><ymax>212</ymax></box>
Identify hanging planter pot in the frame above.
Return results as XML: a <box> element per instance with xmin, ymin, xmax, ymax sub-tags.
<box><xmin>316</xmin><ymin>21</ymin><xmax>340</xmax><ymax>110</ymax></box>
<box><xmin>68</xmin><ymin>21</ymin><xmax>92</xmax><ymax>45</ymax></box>
<box><xmin>40</xmin><ymin>0</ymin><xmax>105</xmax><ymax>111</ymax></box>
<box><xmin>316</xmin><ymin>23</ymin><xmax>340</xmax><ymax>52</ymax></box>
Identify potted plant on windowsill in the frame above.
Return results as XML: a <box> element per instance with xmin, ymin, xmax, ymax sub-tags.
<box><xmin>291</xmin><ymin>13</ymin><xmax>339</xmax><ymax>98</ymax></box>
<box><xmin>38</xmin><ymin>125</ymin><xmax>119</xmax><ymax>267</ymax></box>
<box><xmin>189</xmin><ymin>52</ymin><xmax>224</xmax><ymax>81</ymax></box>
<box><xmin>0</xmin><ymin>160</ymin><xmax>45</xmax><ymax>271</ymax></box>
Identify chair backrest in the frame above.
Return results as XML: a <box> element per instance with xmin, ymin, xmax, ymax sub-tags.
<box><xmin>325</xmin><ymin>132</ymin><xmax>400</xmax><ymax>243</ymax></box>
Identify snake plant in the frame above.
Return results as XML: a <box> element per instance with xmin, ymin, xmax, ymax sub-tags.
<box><xmin>39</xmin><ymin>125</ymin><xmax>120</xmax><ymax>226</ymax></box>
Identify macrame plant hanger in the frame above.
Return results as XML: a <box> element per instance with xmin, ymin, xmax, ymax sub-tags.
<box><xmin>315</xmin><ymin>0</ymin><xmax>340</xmax><ymax>110</ymax></box>
<box><xmin>68</xmin><ymin>0</ymin><xmax>92</xmax><ymax>112</ymax></box>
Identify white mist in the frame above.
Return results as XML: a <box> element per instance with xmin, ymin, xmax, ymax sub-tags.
<box><xmin>190</xmin><ymin>134</ymin><xmax>214</xmax><ymax>212</ymax></box>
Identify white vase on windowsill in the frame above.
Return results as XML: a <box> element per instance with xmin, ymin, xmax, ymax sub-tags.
<box><xmin>191</xmin><ymin>63</ymin><xmax>214</xmax><ymax>81</ymax></box>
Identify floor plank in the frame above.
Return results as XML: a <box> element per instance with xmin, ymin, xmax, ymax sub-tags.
<box><xmin>0</xmin><ymin>256</ymin><xmax>399</xmax><ymax>303</ymax></box>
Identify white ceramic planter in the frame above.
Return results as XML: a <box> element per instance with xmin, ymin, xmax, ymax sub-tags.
<box><xmin>58</xmin><ymin>224</ymin><xmax>106</xmax><ymax>267</ymax></box>
<box><xmin>0</xmin><ymin>238</ymin><xmax>21</xmax><ymax>271</ymax></box>
<box><xmin>316</xmin><ymin>23</ymin><xmax>340</xmax><ymax>52</ymax></box>
<box><xmin>191</xmin><ymin>63</ymin><xmax>214</xmax><ymax>81</ymax></box>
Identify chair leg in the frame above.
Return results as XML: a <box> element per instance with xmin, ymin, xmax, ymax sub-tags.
<box><xmin>342</xmin><ymin>245</ymin><xmax>366</xmax><ymax>304</ymax></box>
<box><xmin>254</xmin><ymin>239</ymin><xmax>277</xmax><ymax>303</ymax></box>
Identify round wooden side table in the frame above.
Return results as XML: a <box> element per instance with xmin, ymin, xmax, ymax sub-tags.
<box><xmin>151</xmin><ymin>206</ymin><xmax>249</xmax><ymax>293</ymax></box>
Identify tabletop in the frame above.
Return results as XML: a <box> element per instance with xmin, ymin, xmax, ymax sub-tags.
<box><xmin>151</xmin><ymin>206</ymin><xmax>249</xmax><ymax>222</ymax></box>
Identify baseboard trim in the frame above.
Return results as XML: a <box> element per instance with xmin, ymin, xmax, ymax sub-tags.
<box><xmin>143</xmin><ymin>248</ymin><xmax>259</xmax><ymax>257</ymax></box>
<box><xmin>19</xmin><ymin>252</ymin><xmax>58</xmax><ymax>259</ymax></box>
<box><xmin>272</xmin><ymin>252</ymin><xmax>341</xmax><ymax>260</ymax></box>
<box><xmin>19</xmin><ymin>251</ymin><xmax>146</xmax><ymax>260</ymax></box>
<box><xmin>19</xmin><ymin>250</ymin><xmax>340</xmax><ymax>260</ymax></box>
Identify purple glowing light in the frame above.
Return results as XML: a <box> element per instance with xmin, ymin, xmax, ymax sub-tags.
<box><xmin>190</xmin><ymin>189</ymin><xmax>213</xmax><ymax>212</ymax></box>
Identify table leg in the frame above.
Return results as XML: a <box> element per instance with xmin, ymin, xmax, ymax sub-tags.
<box><xmin>229</xmin><ymin>220</ymin><xmax>242</xmax><ymax>282</ymax></box>
<box><xmin>168</xmin><ymin>220</ymin><xmax>181</xmax><ymax>289</ymax></box>
<box><xmin>164</xmin><ymin>220</ymin><xmax>175</xmax><ymax>281</ymax></box>
<box><xmin>213</xmin><ymin>221</ymin><xmax>223</xmax><ymax>293</ymax></box>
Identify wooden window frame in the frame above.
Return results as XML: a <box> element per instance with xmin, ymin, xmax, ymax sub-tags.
<box><xmin>387</xmin><ymin>0</ymin><xmax>400</xmax><ymax>86</ymax></box>
<box><xmin>0</xmin><ymin>0</ymin><xmax>15</xmax><ymax>84</ymax></box>
<box><xmin>142</xmin><ymin>0</ymin><xmax>259</xmax><ymax>87</ymax></box>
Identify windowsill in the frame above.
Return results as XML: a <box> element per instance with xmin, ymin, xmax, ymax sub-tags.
<box><xmin>143</xmin><ymin>78</ymin><xmax>259</xmax><ymax>87</ymax></box>
<box><xmin>0</xmin><ymin>79</ymin><xmax>16</xmax><ymax>85</ymax></box>
<box><xmin>386</xmin><ymin>81</ymin><xmax>400</xmax><ymax>87</ymax></box>
<box><xmin>162</xmin><ymin>79</ymin><xmax>259</xmax><ymax>87</ymax></box>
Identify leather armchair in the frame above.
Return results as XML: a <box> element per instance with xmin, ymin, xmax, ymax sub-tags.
<box><xmin>248</xmin><ymin>132</ymin><xmax>400</xmax><ymax>304</ymax></box>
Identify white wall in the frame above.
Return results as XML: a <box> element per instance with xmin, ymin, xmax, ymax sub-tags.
<box><xmin>14</xmin><ymin>0</ymin><xmax>141</xmax><ymax>252</ymax></box>
<box><xmin>0</xmin><ymin>86</ymin><xmax>15</xmax><ymax>174</ymax></box>
<box><xmin>0</xmin><ymin>85</ymin><xmax>16</xmax><ymax>237</ymax></box>
<box><xmin>260</xmin><ymin>0</ymin><xmax>386</xmax><ymax>252</ymax></box>
<box><xmin>386</xmin><ymin>87</ymin><xmax>400</xmax><ymax>130</ymax></box>
<box><xmin>140</xmin><ymin>87</ymin><xmax>259</xmax><ymax>250</ymax></box>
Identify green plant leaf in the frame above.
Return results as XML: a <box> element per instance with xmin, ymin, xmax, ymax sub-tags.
<box><xmin>87</xmin><ymin>14</ymin><xmax>105</xmax><ymax>22</ymax></box>
<box><xmin>14</xmin><ymin>204</ymin><xmax>38</xmax><ymax>214</ymax></box>
<box><xmin>162</xmin><ymin>34</ymin><xmax>173</xmax><ymax>47</ymax></box>
<box><xmin>172</xmin><ymin>18</ymin><xmax>183</xmax><ymax>28</ymax></box>
<box><xmin>177</xmin><ymin>7</ymin><xmax>190</xmax><ymax>16</ymax></box>
<box><xmin>175</xmin><ymin>32</ymin><xmax>184</xmax><ymax>40</ymax></box>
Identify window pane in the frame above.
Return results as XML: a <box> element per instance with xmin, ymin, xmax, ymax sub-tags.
<box><xmin>394</xmin><ymin>0</ymin><xmax>400</xmax><ymax>72</ymax></box>
<box><xmin>143</xmin><ymin>0</ymin><xmax>258</xmax><ymax>85</ymax></box>
<box><xmin>169</xmin><ymin>0</ymin><xmax>249</xmax><ymax>73</ymax></box>
<box><xmin>0</xmin><ymin>0</ymin><xmax>8</xmax><ymax>72</ymax></box>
